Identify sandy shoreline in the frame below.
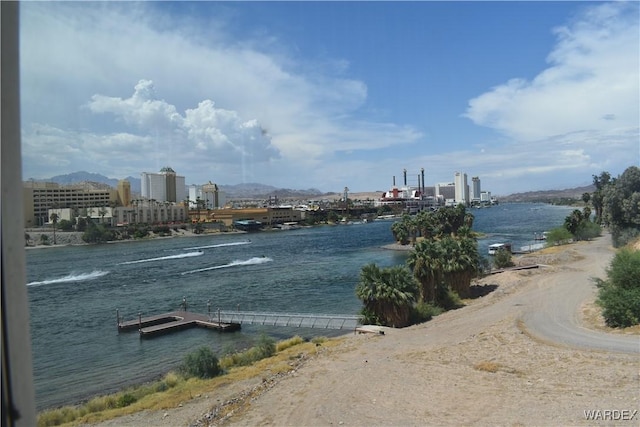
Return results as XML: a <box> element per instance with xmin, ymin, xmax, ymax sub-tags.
<box><xmin>87</xmin><ymin>234</ymin><xmax>639</xmax><ymax>427</ymax></box>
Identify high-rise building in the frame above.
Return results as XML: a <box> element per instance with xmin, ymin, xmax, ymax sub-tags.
<box><xmin>202</xmin><ymin>181</ymin><xmax>225</xmax><ymax>209</ymax></box>
<box><xmin>141</xmin><ymin>167</ymin><xmax>186</xmax><ymax>203</ymax></box>
<box><xmin>471</xmin><ymin>177</ymin><xmax>481</xmax><ymax>202</ymax></box>
<box><xmin>188</xmin><ymin>182</ymin><xmax>226</xmax><ymax>209</ymax></box>
<box><xmin>117</xmin><ymin>180</ymin><xmax>131</xmax><ymax>207</ymax></box>
<box><xmin>454</xmin><ymin>172</ymin><xmax>469</xmax><ymax>206</ymax></box>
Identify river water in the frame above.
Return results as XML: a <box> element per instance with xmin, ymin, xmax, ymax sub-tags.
<box><xmin>25</xmin><ymin>203</ymin><xmax>574</xmax><ymax>410</ymax></box>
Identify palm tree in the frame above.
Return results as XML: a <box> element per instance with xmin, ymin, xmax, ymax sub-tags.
<box><xmin>49</xmin><ymin>212</ymin><xmax>59</xmax><ymax>245</ymax></box>
<box><xmin>98</xmin><ymin>206</ymin><xmax>108</xmax><ymax>224</ymax></box>
<box><xmin>355</xmin><ymin>263</ymin><xmax>418</xmax><ymax>327</ymax></box>
<box><xmin>408</xmin><ymin>239</ymin><xmax>444</xmax><ymax>303</ymax></box>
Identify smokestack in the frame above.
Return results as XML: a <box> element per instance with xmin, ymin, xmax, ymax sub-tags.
<box><xmin>421</xmin><ymin>168</ymin><xmax>425</xmax><ymax>198</ymax></box>
<box><xmin>403</xmin><ymin>169</ymin><xmax>407</xmax><ymax>186</ymax></box>
<box><xmin>393</xmin><ymin>176</ymin><xmax>396</xmax><ymax>186</ymax></box>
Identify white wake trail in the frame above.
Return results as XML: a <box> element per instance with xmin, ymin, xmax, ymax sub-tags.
<box><xmin>118</xmin><ymin>251</ymin><xmax>204</xmax><ymax>265</ymax></box>
<box><xmin>27</xmin><ymin>270</ymin><xmax>110</xmax><ymax>287</ymax></box>
<box><xmin>181</xmin><ymin>257</ymin><xmax>272</xmax><ymax>275</ymax></box>
<box><xmin>183</xmin><ymin>241</ymin><xmax>251</xmax><ymax>251</ymax></box>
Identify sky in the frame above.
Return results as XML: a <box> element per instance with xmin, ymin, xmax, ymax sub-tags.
<box><xmin>19</xmin><ymin>1</ymin><xmax>639</xmax><ymax>195</ymax></box>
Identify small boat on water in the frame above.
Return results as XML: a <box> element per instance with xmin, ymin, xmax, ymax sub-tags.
<box><xmin>488</xmin><ymin>243</ymin><xmax>512</xmax><ymax>255</ymax></box>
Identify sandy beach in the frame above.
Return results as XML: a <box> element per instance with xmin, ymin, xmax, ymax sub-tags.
<box><xmin>87</xmin><ymin>233</ymin><xmax>639</xmax><ymax>427</ymax></box>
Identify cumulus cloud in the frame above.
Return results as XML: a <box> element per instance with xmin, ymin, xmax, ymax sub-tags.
<box><xmin>20</xmin><ymin>3</ymin><xmax>421</xmax><ymax>187</ymax></box>
<box><xmin>464</xmin><ymin>1</ymin><xmax>639</xmax><ymax>142</ymax></box>
<box><xmin>86</xmin><ymin>80</ymin><xmax>280</xmax><ymax>169</ymax></box>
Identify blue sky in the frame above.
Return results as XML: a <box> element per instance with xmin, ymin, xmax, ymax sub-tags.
<box><xmin>20</xmin><ymin>1</ymin><xmax>639</xmax><ymax>195</ymax></box>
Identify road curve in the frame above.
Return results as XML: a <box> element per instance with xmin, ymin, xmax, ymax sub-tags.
<box><xmin>519</xmin><ymin>233</ymin><xmax>639</xmax><ymax>354</ymax></box>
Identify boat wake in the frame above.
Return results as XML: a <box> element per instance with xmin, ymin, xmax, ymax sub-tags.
<box><xmin>183</xmin><ymin>241</ymin><xmax>251</xmax><ymax>251</ymax></box>
<box><xmin>118</xmin><ymin>251</ymin><xmax>204</xmax><ymax>265</ymax></box>
<box><xmin>27</xmin><ymin>270</ymin><xmax>109</xmax><ymax>287</ymax></box>
<box><xmin>181</xmin><ymin>256</ymin><xmax>273</xmax><ymax>275</ymax></box>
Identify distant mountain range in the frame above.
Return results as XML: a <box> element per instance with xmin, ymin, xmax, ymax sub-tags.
<box><xmin>498</xmin><ymin>185</ymin><xmax>595</xmax><ymax>203</ymax></box>
<box><xmin>42</xmin><ymin>171</ymin><xmax>326</xmax><ymax>200</ymax></box>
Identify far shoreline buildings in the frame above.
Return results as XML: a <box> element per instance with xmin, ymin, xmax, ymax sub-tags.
<box><xmin>22</xmin><ymin>166</ymin><xmax>496</xmax><ymax>229</ymax></box>
<box><xmin>376</xmin><ymin>169</ymin><xmax>496</xmax><ymax>213</ymax></box>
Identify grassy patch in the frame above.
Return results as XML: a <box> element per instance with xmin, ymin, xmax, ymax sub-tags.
<box><xmin>37</xmin><ymin>335</ymin><xmax>336</xmax><ymax>427</ymax></box>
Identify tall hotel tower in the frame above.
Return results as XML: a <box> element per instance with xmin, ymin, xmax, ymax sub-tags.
<box><xmin>454</xmin><ymin>172</ymin><xmax>469</xmax><ymax>206</ymax></box>
<box><xmin>141</xmin><ymin>167</ymin><xmax>186</xmax><ymax>203</ymax></box>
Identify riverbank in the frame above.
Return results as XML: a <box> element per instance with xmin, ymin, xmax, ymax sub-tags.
<box><xmin>24</xmin><ymin>228</ymin><xmax>246</xmax><ymax>249</ymax></box>
<box><xmin>88</xmin><ymin>234</ymin><xmax>639</xmax><ymax>427</ymax></box>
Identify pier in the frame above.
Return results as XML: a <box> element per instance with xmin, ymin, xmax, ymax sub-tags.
<box><xmin>117</xmin><ymin>310</ymin><xmax>241</xmax><ymax>338</ymax></box>
<box><xmin>117</xmin><ymin>306</ymin><xmax>362</xmax><ymax>339</ymax></box>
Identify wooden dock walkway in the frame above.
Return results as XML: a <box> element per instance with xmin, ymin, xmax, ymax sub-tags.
<box><xmin>118</xmin><ymin>310</ymin><xmax>241</xmax><ymax>338</ymax></box>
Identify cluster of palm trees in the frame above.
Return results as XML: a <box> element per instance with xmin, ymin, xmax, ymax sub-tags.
<box><xmin>356</xmin><ymin>205</ymin><xmax>480</xmax><ymax>327</ymax></box>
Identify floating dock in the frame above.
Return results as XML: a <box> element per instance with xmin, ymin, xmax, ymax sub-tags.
<box><xmin>118</xmin><ymin>310</ymin><xmax>241</xmax><ymax>338</ymax></box>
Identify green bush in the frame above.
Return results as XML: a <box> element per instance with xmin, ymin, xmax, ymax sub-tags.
<box><xmin>116</xmin><ymin>393</ymin><xmax>137</xmax><ymax>408</ymax></box>
<box><xmin>574</xmin><ymin>221</ymin><xmax>601</xmax><ymax>241</ymax></box>
<box><xmin>437</xmin><ymin>286</ymin><xmax>464</xmax><ymax>311</ymax></box>
<box><xmin>492</xmin><ymin>248</ymin><xmax>514</xmax><ymax>269</ymax></box>
<box><xmin>180</xmin><ymin>346</ymin><xmax>221</xmax><ymax>379</ymax></box>
<box><xmin>409</xmin><ymin>302</ymin><xmax>443</xmax><ymax>324</ymax></box>
<box><xmin>545</xmin><ymin>226</ymin><xmax>573</xmax><ymax>246</ymax></box>
<box><xmin>359</xmin><ymin>306</ymin><xmax>383</xmax><ymax>325</ymax></box>
<box><xmin>611</xmin><ymin>226</ymin><xmax>640</xmax><ymax>248</ymax></box>
<box><xmin>596</xmin><ymin>249</ymin><xmax>640</xmax><ymax>327</ymax></box>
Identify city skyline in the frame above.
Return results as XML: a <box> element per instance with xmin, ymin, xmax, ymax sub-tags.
<box><xmin>20</xmin><ymin>2</ymin><xmax>639</xmax><ymax>195</ymax></box>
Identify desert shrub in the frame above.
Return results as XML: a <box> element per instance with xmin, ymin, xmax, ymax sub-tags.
<box><xmin>492</xmin><ymin>248</ymin><xmax>514</xmax><ymax>269</ymax></box>
<box><xmin>409</xmin><ymin>302</ymin><xmax>443</xmax><ymax>324</ymax></box>
<box><xmin>438</xmin><ymin>286</ymin><xmax>464</xmax><ymax>311</ymax></box>
<box><xmin>574</xmin><ymin>221</ymin><xmax>601</xmax><ymax>241</ymax></box>
<box><xmin>133</xmin><ymin>227</ymin><xmax>149</xmax><ymax>239</ymax></box>
<box><xmin>253</xmin><ymin>333</ymin><xmax>276</xmax><ymax>360</ymax></box>
<box><xmin>596</xmin><ymin>248</ymin><xmax>640</xmax><ymax>327</ymax></box>
<box><xmin>276</xmin><ymin>335</ymin><xmax>305</xmax><ymax>352</ymax></box>
<box><xmin>180</xmin><ymin>346</ymin><xmax>221</xmax><ymax>379</ymax></box>
<box><xmin>611</xmin><ymin>226</ymin><xmax>640</xmax><ymax>248</ymax></box>
<box><xmin>85</xmin><ymin>394</ymin><xmax>117</xmax><ymax>413</ymax></box>
<box><xmin>40</xmin><ymin>234</ymin><xmax>50</xmax><ymax>245</ymax></box>
<box><xmin>359</xmin><ymin>306</ymin><xmax>383</xmax><ymax>325</ymax></box>
<box><xmin>116</xmin><ymin>393</ymin><xmax>137</xmax><ymax>408</ymax></box>
<box><xmin>37</xmin><ymin>406</ymin><xmax>78</xmax><ymax>427</ymax></box>
<box><xmin>545</xmin><ymin>226</ymin><xmax>573</xmax><ymax>246</ymax></box>
<box><xmin>219</xmin><ymin>334</ymin><xmax>277</xmax><ymax>368</ymax></box>
<box><xmin>163</xmin><ymin>371</ymin><xmax>180</xmax><ymax>388</ymax></box>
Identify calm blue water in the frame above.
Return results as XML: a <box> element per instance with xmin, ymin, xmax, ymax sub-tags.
<box><xmin>26</xmin><ymin>203</ymin><xmax>573</xmax><ymax>410</ymax></box>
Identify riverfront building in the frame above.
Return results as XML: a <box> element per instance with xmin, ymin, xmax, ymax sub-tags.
<box><xmin>23</xmin><ymin>181</ymin><xmax>118</xmax><ymax>227</ymax></box>
<box><xmin>141</xmin><ymin>167</ymin><xmax>186</xmax><ymax>203</ymax></box>
<box><xmin>188</xmin><ymin>181</ymin><xmax>227</xmax><ymax>209</ymax></box>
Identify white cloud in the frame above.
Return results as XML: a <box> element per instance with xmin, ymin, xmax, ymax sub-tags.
<box><xmin>465</xmin><ymin>2</ymin><xmax>639</xmax><ymax>143</ymax></box>
<box><xmin>20</xmin><ymin>2</ymin><xmax>421</xmax><ymax>188</ymax></box>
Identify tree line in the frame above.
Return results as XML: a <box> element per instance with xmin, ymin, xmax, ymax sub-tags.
<box><xmin>356</xmin><ymin>205</ymin><xmax>479</xmax><ymax>327</ymax></box>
